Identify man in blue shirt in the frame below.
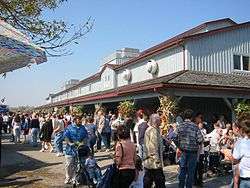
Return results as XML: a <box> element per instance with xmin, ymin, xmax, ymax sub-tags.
<box><xmin>64</xmin><ymin>116</ymin><xmax>88</xmax><ymax>185</ymax></box>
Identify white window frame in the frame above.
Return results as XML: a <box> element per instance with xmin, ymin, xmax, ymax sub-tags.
<box><xmin>233</xmin><ymin>54</ymin><xmax>250</xmax><ymax>72</ymax></box>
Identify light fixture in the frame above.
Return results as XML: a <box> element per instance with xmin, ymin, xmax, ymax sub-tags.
<box><xmin>122</xmin><ymin>69</ymin><xmax>132</xmax><ymax>81</ymax></box>
<box><xmin>147</xmin><ymin>59</ymin><xmax>158</xmax><ymax>74</ymax></box>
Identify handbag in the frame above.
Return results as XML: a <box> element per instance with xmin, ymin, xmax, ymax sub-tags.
<box><xmin>98</xmin><ymin>142</ymin><xmax>124</xmax><ymax>188</ymax></box>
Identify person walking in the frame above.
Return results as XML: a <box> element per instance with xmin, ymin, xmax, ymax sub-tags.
<box><xmin>175</xmin><ymin>109</ymin><xmax>203</xmax><ymax>188</ymax></box>
<box><xmin>84</xmin><ymin>116</ymin><xmax>97</xmax><ymax>154</ymax></box>
<box><xmin>12</xmin><ymin>114</ymin><xmax>21</xmax><ymax>143</ymax></box>
<box><xmin>64</xmin><ymin>116</ymin><xmax>88</xmax><ymax>185</ymax></box>
<box><xmin>2</xmin><ymin>113</ymin><xmax>9</xmax><ymax>134</ymax></box>
<box><xmin>193</xmin><ymin>113</ymin><xmax>206</xmax><ymax>186</ymax></box>
<box><xmin>95</xmin><ymin>110</ymin><xmax>102</xmax><ymax>151</ymax></box>
<box><xmin>143</xmin><ymin>113</ymin><xmax>165</xmax><ymax>188</ymax></box>
<box><xmin>137</xmin><ymin>110</ymin><xmax>149</xmax><ymax>159</ymax></box>
<box><xmin>53</xmin><ymin>114</ymin><xmax>65</xmax><ymax>156</ymax></box>
<box><xmin>97</xmin><ymin>110</ymin><xmax>111</xmax><ymax>151</ymax></box>
<box><xmin>29</xmin><ymin>114</ymin><xmax>40</xmax><ymax>147</ymax></box>
<box><xmin>21</xmin><ymin>114</ymin><xmax>30</xmax><ymax>144</ymax></box>
<box><xmin>114</xmin><ymin>124</ymin><xmax>136</xmax><ymax>188</ymax></box>
<box><xmin>39</xmin><ymin>115</ymin><xmax>53</xmax><ymax>152</ymax></box>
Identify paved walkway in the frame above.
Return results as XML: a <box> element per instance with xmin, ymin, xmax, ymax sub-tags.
<box><xmin>0</xmin><ymin>134</ymin><xmax>232</xmax><ymax>188</ymax></box>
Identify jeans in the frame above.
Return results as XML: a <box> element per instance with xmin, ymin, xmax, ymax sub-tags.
<box><xmin>194</xmin><ymin>154</ymin><xmax>204</xmax><ymax>184</ymax></box>
<box><xmin>138</xmin><ymin>144</ymin><xmax>144</xmax><ymax>159</ymax></box>
<box><xmin>13</xmin><ymin>127</ymin><xmax>21</xmax><ymax>143</ymax></box>
<box><xmin>240</xmin><ymin>179</ymin><xmax>250</xmax><ymax>188</ymax></box>
<box><xmin>54</xmin><ymin>131</ymin><xmax>64</xmax><ymax>153</ymax></box>
<box><xmin>88</xmin><ymin>136</ymin><xmax>97</xmax><ymax>154</ymax></box>
<box><xmin>101</xmin><ymin>132</ymin><xmax>111</xmax><ymax>149</ymax></box>
<box><xmin>87</xmin><ymin>167</ymin><xmax>102</xmax><ymax>183</ymax></box>
<box><xmin>144</xmin><ymin>168</ymin><xmax>166</xmax><ymax>188</ymax></box>
<box><xmin>65</xmin><ymin>155</ymin><xmax>77</xmax><ymax>183</ymax></box>
<box><xmin>31</xmin><ymin>128</ymin><xmax>39</xmax><ymax>147</ymax></box>
<box><xmin>178</xmin><ymin>151</ymin><xmax>198</xmax><ymax>188</ymax></box>
<box><xmin>96</xmin><ymin>132</ymin><xmax>102</xmax><ymax>150</ymax></box>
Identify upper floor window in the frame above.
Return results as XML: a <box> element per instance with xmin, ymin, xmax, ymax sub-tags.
<box><xmin>233</xmin><ymin>55</ymin><xmax>250</xmax><ymax>71</ymax></box>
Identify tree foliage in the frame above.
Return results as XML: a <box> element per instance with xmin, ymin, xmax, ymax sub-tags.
<box><xmin>0</xmin><ymin>0</ymin><xmax>93</xmax><ymax>56</ymax></box>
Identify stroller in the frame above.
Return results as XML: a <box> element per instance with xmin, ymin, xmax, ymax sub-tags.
<box><xmin>73</xmin><ymin>145</ymin><xmax>94</xmax><ymax>188</ymax></box>
<box><xmin>163</xmin><ymin>139</ymin><xmax>177</xmax><ymax>166</ymax></box>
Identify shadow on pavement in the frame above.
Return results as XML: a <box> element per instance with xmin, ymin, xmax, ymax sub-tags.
<box><xmin>0</xmin><ymin>178</ymin><xmax>43</xmax><ymax>187</ymax></box>
<box><xmin>165</xmin><ymin>175</ymin><xmax>232</xmax><ymax>188</ymax></box>
<box><xmin>1</xmin><ymin>134</ymin><xmax>62</xmax><ymax>179</ymax></box>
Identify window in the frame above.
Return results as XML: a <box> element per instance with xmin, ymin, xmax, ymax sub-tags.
<box><xmin>233</xmin><ymin>55</ymin><xmax>250</xmax><ymax>71</ymax></box>
<box><xmin>88</xmin><ymin>84</ymin><xmax>91</xmax><ymax>92</ymax></box>
<box><xmin>233</xmin><ymin>55</ymin><xmax>241</xmax><ymax>70</ymax></box>
<box><xmin>243</xmin><ymin>56</ymin><xmax>250</xmax><ymax>71</ymax></box>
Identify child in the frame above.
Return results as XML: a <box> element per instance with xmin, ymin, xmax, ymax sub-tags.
<box><xmin>130</xmin><ymin>155</ymin><xmax>144</xmax><ymax>188</ymax></box>
<box><xmin>85</xmin><ymin>153</ymin><xmax>102</xmax><ymax>185</ymax></box>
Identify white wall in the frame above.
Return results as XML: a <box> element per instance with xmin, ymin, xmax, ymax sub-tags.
<box><xmin>186</xmin><ymin>26</ymin><xmax>250</xmax><ymax>74</ymax></box>
<box><xmin>117</xmin><ymin>46</ymin><xmax>184</xmax><ymax>87</ymax></box>
<box><xmin>101</xmin><ymin>67</ymin><xmax>115</xmax><ymax>90</ymax></box>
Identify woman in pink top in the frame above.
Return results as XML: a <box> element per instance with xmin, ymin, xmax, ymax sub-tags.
<box><xmin>115</xmin><ymin>124</ymin><xmax>136</xmax><ymax>188</ymax></box>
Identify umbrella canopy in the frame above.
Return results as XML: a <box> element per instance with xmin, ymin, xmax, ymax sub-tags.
<box><xmin>0</xmin><ymin>20</ymin><xmax>47</xmax><ymax>74</ymax></box>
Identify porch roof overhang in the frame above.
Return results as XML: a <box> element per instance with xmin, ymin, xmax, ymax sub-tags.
<box><xmin>40</xmin><ymin>70</ymin><xmax>250</xmax><ymax>109</ymax></box>
<box><xmin>0</xmin><ymin>20</ymin><xmax>47</xmax><ymax>74</ymax></box>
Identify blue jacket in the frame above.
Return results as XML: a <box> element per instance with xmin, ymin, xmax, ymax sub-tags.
<box><xmin>64</xmin><ymin>124</ymin><xmax>88</xmax><ymax>156</ymax></box>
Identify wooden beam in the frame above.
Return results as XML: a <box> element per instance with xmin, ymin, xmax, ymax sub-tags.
<box><xmin>223</xmin><ymin>98</ymin><xmax>233</xmax><ymax>110</ymax></box>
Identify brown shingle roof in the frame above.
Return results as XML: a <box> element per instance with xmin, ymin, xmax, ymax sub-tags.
<box><xmin>168</xmin><ymin>71</ymin><xmax>250</xmax><ymax>89</ymax></box>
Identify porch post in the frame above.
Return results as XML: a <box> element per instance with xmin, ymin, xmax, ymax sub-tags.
<box><xmin>223</xmin><ymin>98</ymin><xmax>237</xmax><ymax>122</ymax></box>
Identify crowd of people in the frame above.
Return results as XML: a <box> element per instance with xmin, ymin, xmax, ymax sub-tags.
<box><xmin>0</xmin><ymin>108</ymin><xmax>249</xmax><ymax>188</ymax></box>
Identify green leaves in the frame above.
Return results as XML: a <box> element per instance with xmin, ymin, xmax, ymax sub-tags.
<box><xmin>0</xmin><ymin>0</ymin><xmax>93</xmax><ymax>56</ymax></box>
<box><xmin>72</xmin><ymin>105</ymin><xmax>84</xmax><ymax>116</ymax></box>
<box><xmin>118</xmin><ymin>100</ymin><xmax>135</xmax><ymax>118</ymax></box>
<box><xmin>234</xmin><ymin>101</ymin><xmax>250</xmax><ymax>120</ymax></box>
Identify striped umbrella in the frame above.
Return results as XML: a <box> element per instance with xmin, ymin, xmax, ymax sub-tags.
<box><xmin>0</xmin><ymin>19</ymin><xmax>47</xmax><ymax>74</ymax></box>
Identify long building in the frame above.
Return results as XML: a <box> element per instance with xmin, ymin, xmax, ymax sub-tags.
<box><xmin>43</xmin><ymin>18</ymin><xmax>250</xmax><ymax>122</ymax></box>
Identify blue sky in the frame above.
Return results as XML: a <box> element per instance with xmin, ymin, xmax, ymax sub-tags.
<box><xmin>1</xmin><ymin>0</ymin><xmax>250</xmax><ymax>107</ymax></box>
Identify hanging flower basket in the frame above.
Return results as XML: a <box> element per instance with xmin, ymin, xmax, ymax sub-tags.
<box><xmin>72</xmin><ymin>105</ymin><xmax>84</xmax><ymax>117</ymax></box>
<box><xmin>234</xmin><ymin>101</ymin><xmax>250</xmax><ymax>121</ymax></box>
<box><xmin>118</xmin><ymin>100</ymin><xmax>135</xmax><ymax>118</ymax></box>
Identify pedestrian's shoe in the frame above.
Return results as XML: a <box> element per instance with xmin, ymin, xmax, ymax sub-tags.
<box><xmin>56</xmin><ymin>153</ymin><xmax>64</xmax><ymax>157</ymax></box>
<box><xmin>64</xmin><ymin>179</ymin><xmax>71</xmax><ymax>184</ymax></box>
<box><xmin>39</xmin><ymin>149</ymin><xmax>45</xmax><ymax>152</ymax></box>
